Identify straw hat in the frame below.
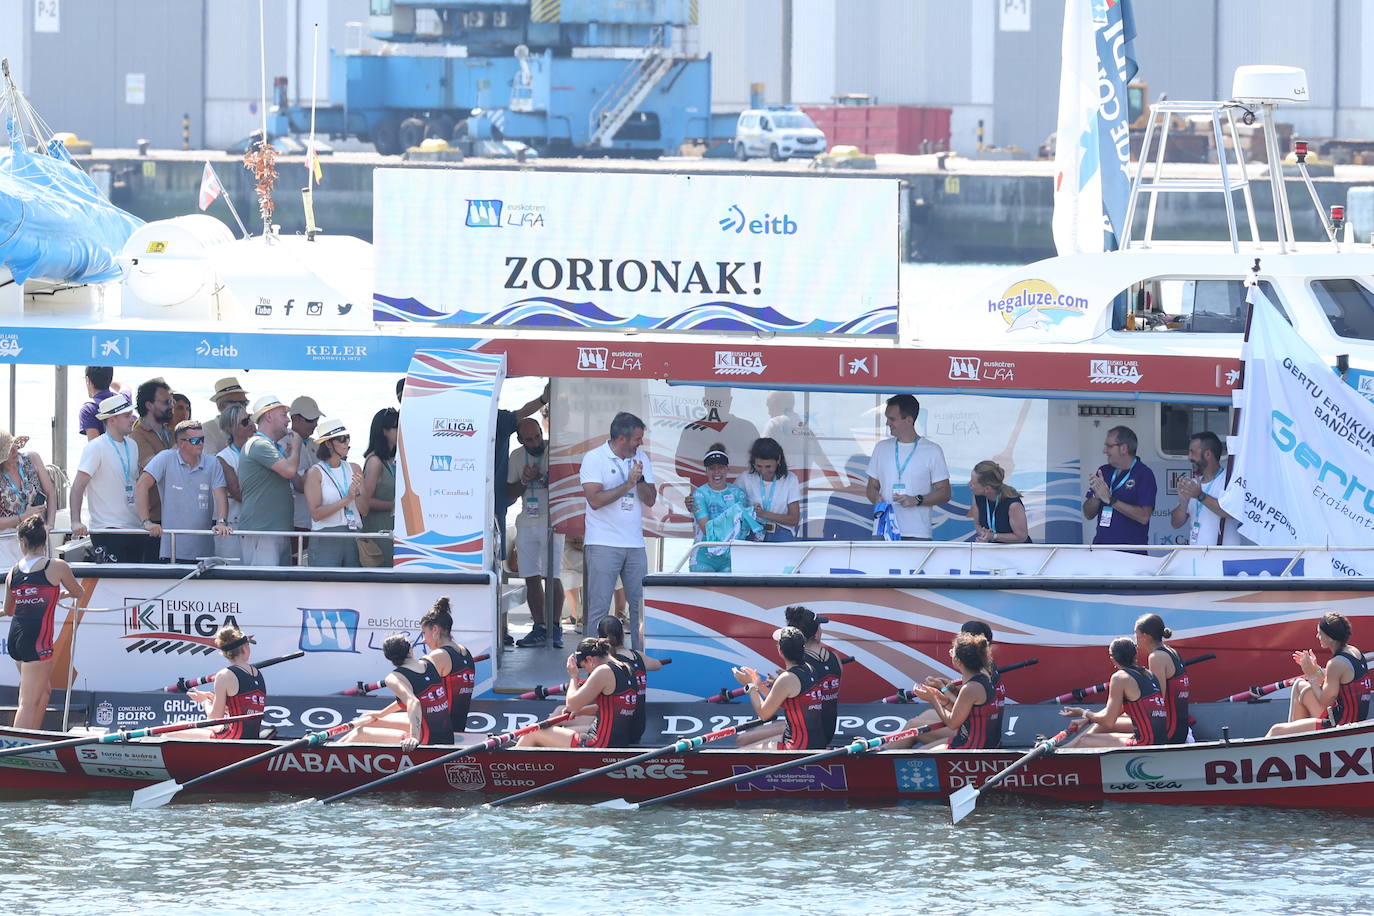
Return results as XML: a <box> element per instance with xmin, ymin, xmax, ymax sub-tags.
<box><xmin>0</xmin><ymin>431</ymin><xmax>27</xmax><ymax>463</ymax></box>
<box><xmin>95</xmin><ymin>393</ymin><xmax>135</xmax><ymax>420</ymax></box>
<box><xmin>251</xmin><ymin>395</ymin><xmax>287</xmax><ymax>422</ymax></box>
<box><xmin>210</xmin><ymin>377</ymin><xmax>248</xmax><ymax>405</ymax></box>
<box><xmin>314</xmin><ymin>418</ymin><xmax>350</xmax><ymax>445</ymax></box>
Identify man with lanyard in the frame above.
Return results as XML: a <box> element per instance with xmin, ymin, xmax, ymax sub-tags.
<box><xmin>580</xmin><ymin>411</ymin><xmax>656</xmax><ymax>649</ymax></box>
<box><xmin>129</xmin><ymin>377</ymin><xmax>176</xmax><ymax>539</ymax></box>
<box><xmin>865</xmin><ymin>394</ymin><xmax>951</xmax><ymax>540</ymax></box>
<box><xmin>70</xmin><ymin>394</ymin><xmax>155</xmax><ymax>563</ymax></box>
<box><xmin>1083</xmin><ymin>425</ymin><xmax>1157</xmax><ymax>548</ymax></box>
<box><xmin>507</xmin><ymin>418</ymin><xmax>565</xmax><ymax>648</ymax></box>
<box><xmin>135</xmin><ymin>420</ymin><xmax>231</xmax><ymax>563</ymax></box>
<box><xmin>236</xmin><ymin>396</ymin><xmax>301</xmax><ymax>566</ymax></box>
<box><xmin>1170</xmin><ymin>430</ymin><xmax>1240</xmax><ymax>546</ymax></box>
<box><xmin>288</xmin><ymin>396</ymin><xmax>324</xmax><ymax>559</ymax></box>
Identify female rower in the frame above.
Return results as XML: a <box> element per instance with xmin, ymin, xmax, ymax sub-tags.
<box><xmin>967</xmin><ymin>460</ymin><xmax>1030</xmax><ymax>544</ymax></box>
<box><xmin>1135</xmin><ymin>613</ymin><xmax>1190</xmax><ymax>744</ymax></box>
<box><xmin>1266</xmin><ymin>612</ymin><xmax>1372</xmax><ymax>737</ymax></box>
<box><xmin>1061</xmin><ymin>636</ymin><xmax>1168</xmax><ymax>747</ymax></box>
<box><xmin>597</xmin><ymin>616</ymin><xmax>662</xmax><ymax>744</ymax></box>
<box><xmin>737</xmin><ymin>605</ymin><xmax>839</xmax><ymax>748</ymax></box>
<box><xmin>357</xmin><ymin>597</ymin><xmax>479</xmax><ymax>741</ymax></box>
<box><xmin>731</xmin><ymin>626</ymin><xmax>827</xmax><ymax>750</ymax></box>
<box><xmin>3</xmin><ymin>517</ymin><xmax>81</xmax><ymax>730</ymax></box>
<box><xmin>886</xmin><ymin>620</ymin><xmax>1001</xmax><ymax>749</ymax></box>
<box><xmin>911</xmin><ymin>631</ymin><xmax>1003</xmax><ymax>750</ymax></box>
<box><xmin>304</xmin><ymin>419</ymin><xmax>367</xmax><ymax>567</ymax></box>
<box><xmin>340</xmin><ymin>634</ymin><xmax>454</xmax><ymax>749</ymax></box>
<box><xmin>180</xmin><ymin>625</ymin><xmax>268</xmax><ymax>740</ymax></box>
<box><xmin>517</xmin><ymin>638</ymin><xmax>638</xmax><ymax>748</ymax></box>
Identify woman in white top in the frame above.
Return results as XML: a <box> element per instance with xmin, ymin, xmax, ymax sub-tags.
<box><xmin>304</xmin><ymin>419</ymin><xmax>367</xmax><ymax>567</ymax></box>
<box><xmin>738</xmin><ymin>437</ymin><xmax>801</xmax><ymax>542</ymax></box>
<box><xmin>214</xmin><ymin>404</ymin><xmax>256</xmax><ymax>563</ymax></box>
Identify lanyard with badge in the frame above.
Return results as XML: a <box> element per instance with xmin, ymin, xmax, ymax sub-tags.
<box><xmin>983</xmin><ymin>496</ymin><xmax>1000</xmax><ymax>532</ymax></box>
<box><xmin>1098</xmin><ymin>458</ymin><xmax>1137</xmax><ymax>528</ymax></box>
<box><xmin>111</xmin><ymin>435</ymin><xmax>136</xmax><ymax>506</ymax></box>
<box><xmin>326</xmin><ymin>463</ymin><xmax>360</xmax><ymax>530</ymax></box>
<box><xmin>523</xmin><ymin>451</ymin><xmax>546</xmax><ymax>515</ymax></box>
<box><xmin>616</xmin><ymin>452</ymin><xmax>637</xmax><ymax>512</ymax></box>
<box><xmin>256</xmin><ymin>432</ymin><xmax>287</xmax><ymax>459</ymax></box>
<box><xmin>891</xmin><ymin>437</ymin><xmax>919</xmax><ymax>500</ymax></box>
<box><xmin>2</xmin><ymin>458</ymin><xmax>27</xmax><ymax>509</ymax></box>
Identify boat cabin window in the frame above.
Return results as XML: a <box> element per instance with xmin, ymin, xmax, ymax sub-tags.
<box><xmin>1116</xmin><ymin>278</ymin><xmax>1284</xmax><ymax>332</ymax></box>
<box><xmin>1160</xmin><ymin>403</ymin><xmax>1231</xmax><ymax>456</ymax></box>
<box><xmin>1310</xmin><ymin>279</ymin><xmax>1374</xmax><ymax>341</ymax></box>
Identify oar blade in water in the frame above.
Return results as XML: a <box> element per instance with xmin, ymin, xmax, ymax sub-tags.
<box><xmin>949</xmin><ymin>784</ymin><xmax>981</xmax><ymax>825</ymax></box>
<box><xmin>131</xmin><ymin>779</ymin><xmax>184</xmax><ymax>810</ymax></box>
<box><xmin>594</xmin><ymin>798</ymin><xmax>639</xmax><ymax>811</ymax></box>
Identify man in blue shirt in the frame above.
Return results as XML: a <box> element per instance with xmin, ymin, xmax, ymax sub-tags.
<box><xmin>1083</xmin><ymin>425</ymin><xmax>1156</xmax><ymax>547</ymax></box>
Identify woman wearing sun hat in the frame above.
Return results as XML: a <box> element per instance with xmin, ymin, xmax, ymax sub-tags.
<box><xmin>304</xmin><ymin>418</ymin><xmax>368</xmax><ymax>567</ymax></box>
<box><xmin>0</xmin><ymin>429</ymin><xmax>57</xmax><ymax>566</ymax></box>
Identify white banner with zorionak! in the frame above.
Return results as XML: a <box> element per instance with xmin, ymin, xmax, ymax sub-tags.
<box><xmin>0</xmin><ymin>575</ymin><xmax>497</xmax><ymax>695</ymax></box>
<box><xmin>372</xmin><ymin>169</ymin><xmax>901</xmax><ymax>335</ymax></box>
<box><xmin>1220</xmin><ymin>296</ymin><xmax>1374</xmax><ymax>576</ymax></box>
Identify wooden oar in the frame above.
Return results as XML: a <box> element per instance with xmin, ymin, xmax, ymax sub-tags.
<box><xmin>490</xmin><ymin>717</ymin><xmax>770</xmax><ymax>808</ymax></box>
<box><xmin>704</xmin><ymin>655</ymin><xmax>855</xmax><ymax>703</ymax></box>
<box><xmin>1042</xmin><ymin>653</ymin><xmax>1216</xmax><ymax>703</ymax></box>
<box><xmin>159</xmin><ymin>651</ymin><xmax>306</xmax><ymax>692</ymax></box>
<box><xmin>949</xmin><ymin>720</ymin><xmax>1085</xmax><ymax>825</ymax></box>
<box><xmin>341</xmin><ymin>653</ymin><xmax>491</xmax><ymax>695</ymax></box>
<box><xmin>0</xmin><ymin>714</ymin><xmax>261</xmax><ymax>760</ymax></box>
<box><xmin>319</xmin><ymin>711</ymin><xmax>573</xmax><ymax>804</ymax></box>
<box><xmin>1218</xmin><ymin>651</ymin><xmax>1374</xmax><ymax>702</ymax></box>
<box><xmin>879</xmin><ymin>658</ymin><xmax>1040</xmax><ymax>703</ymax></box>
<box><xmin>130</xmin><ymin>714</ymin><xmax>361</xmax><ymax>809</ymax></box>
<box><xmin>597</xmin><ymin>722</ymin><xmax>938</xmax><ymax>811</ymax></box>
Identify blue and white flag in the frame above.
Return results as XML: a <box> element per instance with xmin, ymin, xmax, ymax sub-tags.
<box><xmin>1219</xmin><ymin>293</ymin><xmax>1374</xmax><ymax>576</ymax></box>
<box><xmin>1052</xmin><ymin>0</ymin><xmax>1139</xmax><ymax>254</ymax></box>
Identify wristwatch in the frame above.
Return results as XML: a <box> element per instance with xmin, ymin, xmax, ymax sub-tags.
<box><xmin>140</xmin><ymin>519</ymin><xmax>152</xmax><ymax>529</ymax></box>
<box><xmin>214</xmin><ymin>518</ymin><xmax>228</xmax><ymax>526</ymax></box>
<box><xmin>915</xmin><ymin>494</ymin><xmax>925</xmax><ymax>506</ymax></box>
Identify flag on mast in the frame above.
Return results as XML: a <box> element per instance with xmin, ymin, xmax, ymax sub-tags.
<box><xmin>1052</xmin><ymin>0</ymin><xmax>1138</xmax><ymax>255</ymax></box>
<box><xmin>198</xmin><ymin>161</ymin><xmax>226</xmax><ymax>211</ymax></box>
<box><xmin>305</xmin><ymin>141</ymin><xmax>324</xmax><ymax>184</ymax></box>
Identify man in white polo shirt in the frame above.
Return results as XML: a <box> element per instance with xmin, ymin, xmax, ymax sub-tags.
<box><xmin>69</xmin><ymin>393</ymin><xmax>155</xmax><ymax>563</ymax></box>
<box><xmin>866</xmin><ymin>394</ymin><xmax>951</xmax><ymax>540</ymax></box>
<box><xmin>580</xmin><ymin>411</ymin><xmax>656</xmax><ymax>649</ymax></box>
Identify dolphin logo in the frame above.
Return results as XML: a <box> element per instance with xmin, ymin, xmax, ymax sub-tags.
<box><xmin>1006</xmin><ymin>307</ymin><xmax>1050</xmax><ymax>332</ymax></box>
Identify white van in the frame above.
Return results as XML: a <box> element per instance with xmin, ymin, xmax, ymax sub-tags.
<box><xmin>734</xmin><ymin>107</ymin><xmax>827</xmax><ymax>161</ymax></box>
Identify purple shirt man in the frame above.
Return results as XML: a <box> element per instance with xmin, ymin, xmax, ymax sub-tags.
<box><xmin>1082</xmin><ymin>425</ymin><xmax>1156</xmax><ymax>547</ymax></box>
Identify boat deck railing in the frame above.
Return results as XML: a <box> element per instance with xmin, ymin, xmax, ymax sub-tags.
<box><xmin>669</xmin><ymin>540</ymin><xmax>1373</xmax><ymax>579</ymax></box>
<box><xmin>51</xmin><ymin>527</ymin><xmax>392</xmax><ymax>569</ymax></box>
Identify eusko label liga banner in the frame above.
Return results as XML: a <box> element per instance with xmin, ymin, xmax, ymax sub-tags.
<box><xmin>1220</xmin><ymin>297</ymin><xmax>1374</xmax><ymax>576</ymax></box>
<box><xmin>372</xmin><ymin>169</ymin><xmax>900</xmax><ymax>335</ymax></box>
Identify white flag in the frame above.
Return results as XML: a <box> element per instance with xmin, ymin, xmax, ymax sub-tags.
<box><xmin>1219</xmin><ymin>293</ymin><xmax>1374</xmax><ymax>575</ymax></box>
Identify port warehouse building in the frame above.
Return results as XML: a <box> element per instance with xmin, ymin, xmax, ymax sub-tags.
<box><xmin>1</xmin><ymin>0</ymin><xmax>1373</xmax><ymax>155</ymax></box>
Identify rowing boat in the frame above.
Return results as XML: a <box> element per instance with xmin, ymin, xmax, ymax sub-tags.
<box><xmin>2</xmin><ymin>710</ymin><xmax>1371</xmax><ymax>812</ymax></box>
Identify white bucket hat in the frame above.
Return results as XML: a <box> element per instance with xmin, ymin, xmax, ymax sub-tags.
<box><xmin>95</xmin><ymin>393</ymin><xmax>135</xmax><ymax>420</ymax></box>
<box><xmin>251</xmin><ymin>395</ymin><xmax>287</xmax><ymax>422</ymax></box>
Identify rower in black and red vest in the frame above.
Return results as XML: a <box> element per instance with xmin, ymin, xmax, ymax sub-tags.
<box><xmin>518</xmin><ymin>637</ymin><xmax>638</xmax><ymax>749</ymax></box>
<box><xmin>421</xmin><ymin>596</ymin><xmax>476</xmax><ymax>737</ymax></box>
<box><xmin>912</xmin><ymin>630</ymin><xmax>1003</xmax><ymax>749</ymax></box>
<box><xmin>736</xmin><ymin>605</ymin><xmax>840</xmax><ymax>750</ymax></box>
<box><xmin>732</xmin><ymin>626</ymin><xmax>828</xmax><ymax>750</ymax></box>
<box><xmin>598</xmin><ymin>616</ymin><xmax>663</xmax><ymax>744</ymax></box>
<box><xmin>1060</xmin><ymin>636</ymin><xmax>1168</xmax><ymax>747</ymax></box>
<box><xmin>1267</xmin><ymin>612</ymin><xmax>1372</xmax><ymax>738</ymax></box>
<box><xmin>181</xmin><ymin>625</ymin><xmax>268</xmax><ymax>740</ymax></box>
<box><xmin>340</xmin><ymin>634</ymin><xmax>454</xmax><ymax>749</ymax></box>
<box><xmin>1136</xmin><ymin>613</ymin><xmax>1190</xmax><ymax>744</ymax></box>
<box><xmin>3</xmin><ymin>516</ymin><xmax>82</xmax><ymax>731</ymax></box>
<box><xmin>888</xmin><ymin>619</ymin><xmax>1003</xmax><ymax>749</ymax></box>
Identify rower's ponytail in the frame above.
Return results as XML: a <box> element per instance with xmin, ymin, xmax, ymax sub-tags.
<box><xmin>596</xmin><ymin>616</ymin><xmax>625</xmax><ymax>648</ymax></box>
<box><xmin>1134</xmin><ymin>613</ymin><xmax>1171</xmax><ymax>642</ymax></box>
<box><xmin>421</xmin><ymin>596</ymin><xmax>453</xmax><ymax>634</ymax></box>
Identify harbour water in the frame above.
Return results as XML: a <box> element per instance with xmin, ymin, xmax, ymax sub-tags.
<box><xmin>4</xmin><ymin>791</ymin><xmax>1368</xmax><ymax>915</ymax></box>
